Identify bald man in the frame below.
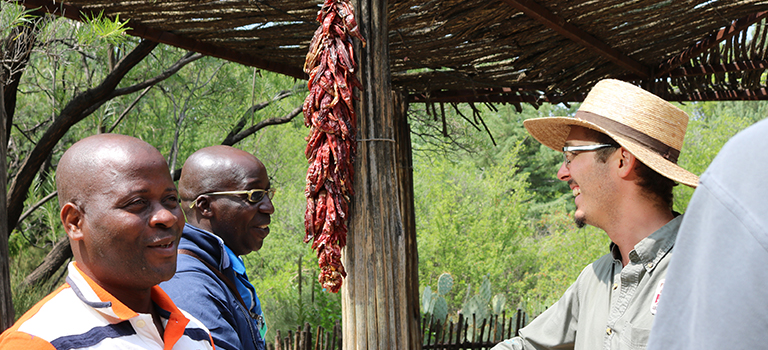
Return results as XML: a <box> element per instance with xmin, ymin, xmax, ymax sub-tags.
<box><xmin>0</xmin><ymin>134</ymin><xmax>214</xmax><ymax>349</ymax></box>
<box><xmin>160</xmin><ymin>145</ymin><xmax>274</xmax><ymax>350</ymax></box>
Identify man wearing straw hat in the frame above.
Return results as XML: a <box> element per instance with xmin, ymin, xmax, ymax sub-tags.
<box><xmin>493</xmin><ymin>79</ymin><xmax>698</xmax><ymax>350</ymax></box>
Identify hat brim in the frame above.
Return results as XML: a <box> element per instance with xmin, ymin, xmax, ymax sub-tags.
<box><xmin>524</xmin><ymin>117</ymin><xmax>699</xmax><ymax>188</ymax></box>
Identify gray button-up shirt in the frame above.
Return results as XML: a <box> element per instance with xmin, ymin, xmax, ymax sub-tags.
<box><xmin>493</xmin><ymin>215</ymin><xmax>681</xmax><ymax>350</ymax></box>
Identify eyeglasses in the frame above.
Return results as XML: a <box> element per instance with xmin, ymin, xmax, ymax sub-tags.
<box><xmin>189</xmin><ymin>188</ymin><xmax>276</xmax><ymax>208</ymax></box>
<box><xmin>562</xmin><ymin>143</ymin><xmax>615</xmax><ymax>167</ymax></box>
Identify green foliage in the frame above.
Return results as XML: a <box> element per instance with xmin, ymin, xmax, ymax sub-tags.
<box><xmin>672</xmin><ymin>101</ymin><xmax>762</xmax><ymax>212</ymax></box>
<box><xmin>0</xmin><ymin>3</ymin><xmax>35</xmax><ymax>34</ymax></box>
<box><xmin>9</xmin><ymin>236</ymin><xmax>68</xmax><ymax>320</ymax></box>
<box><xmin>77</xmin><ymin>11</ymin><xmax>132</xmax><ymax>46</ymax></box>
<box><xmin>415</xmin><ymin>142</ymin><xmax>538</xmax><ymax>314</ymax></box>
<box><xmin>250</xmin><ymin>253</ymin><xmax>341</xmax><ymax>338</ymax></box>
<box><xmin>517</xmin><ymin>210</ymin><xmax>608</xmax><ymax>316</ymax></box>
<box><xmin>422</xmin><ymin>273</ymin><xmax>508</xmax><ymax>341</ymax></box>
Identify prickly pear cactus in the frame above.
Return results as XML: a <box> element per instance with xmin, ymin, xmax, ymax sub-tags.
<box><xmin>492</xmin><ymin>293</ymin><xmax>507</xmax><ymax>315</ymax></box>
<box><xmin>479</xmin><ymin>276</ymin><xmax>492</xmax><ymax>307</ymax></box>
<box><xmin>437</xmin><ymin>273</ymin><xmax>453</xmax><ymax>296</ymax></box>
<box><xmin>422</xmin><ymin>272</ymin><xmax>454</xmax><ymax>325</ymax></box>
<box><xmin>422</xmin><ymin>286</ymin><xmax>433</xmax><ymax>314</ymax></box>
<box><xmin>433</xmin><ymin>295</ymin><xmax>448</xmax><ymax>324</ymax></box>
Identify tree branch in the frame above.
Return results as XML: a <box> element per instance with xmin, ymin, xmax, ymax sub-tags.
<box><xmin>111</xmin><ymin>52</ymin><xmax>203</xmax><ymax>97</ymax></box>
<box><xmin>16</xmin><ymin>190</ymin><xmax>57</xmax><ymax>225</ymax></box>
<box><xmin>223</xmin><ymin>105</ymin><xmax>302</xmax><ymax>146</ymax></box>
<box><xmin>171</xmin><ymin>101</ymin><xmax>302</xmax><ymax>180</ymax></box>
<box><xmin>222</xmin><ymin>89</ymin><xmax>295</xmax><ymax>143</ymax></box>
<box><xmin>107</xmin><ymin>85</ymin><xmax>152</xmax><ymax>133</ymax></box>
<box><xmin>6</xmin><ymin>39</ymin><xmax>159</xmax><ymax>235</ymax></box>
<box><xmin>79</xmin><ymin>52</ymin><xmax>203</xmax><ymax>118</ymax></box>
<box><xmin>17</xmin><ymin>235</ymin><xmax>71</xmax><ymax>292</ymax></box>
<box><xmin>2</xmin><ymin>14</ymin><xmax>47</xmax><ymax>144</ymax></box>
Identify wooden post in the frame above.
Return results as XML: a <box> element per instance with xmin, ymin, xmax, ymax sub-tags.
<box><xmin>342</xmin><ymin>0</ymin><xmax>419</xmax><ymax>348</ymax></box>
<box><xmin>0</xmin><ymin>84</ymin><xmax>15</xmax><ymax>330</ymax></box>
<box><xmin>393</xmin><ymin>90</ymin><xmax>421</xmax><ymax>348</ymax></box>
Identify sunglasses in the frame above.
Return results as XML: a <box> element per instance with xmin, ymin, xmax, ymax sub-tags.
<box><xmin>189</xmin><ymin>188</ymin><xmax>276</xmax><ymax>208</ymax></box>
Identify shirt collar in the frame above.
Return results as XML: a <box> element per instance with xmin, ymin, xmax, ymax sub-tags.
<box><xmin>67</xmin><ymin>261</ymin><xmax>191</xmax><ymax>334</ymax></box>
<box><xmin>184</xmin><ymin>223</ymin><xmax>231</xmax><ymax>269</ymax></box>
<box><xmin>609</xmin><ymin>214</ymin><xmax>682</xmax><ymax>271</ymax></box>
<box><xmin>224</xmin><ymin>244</ymin><xmax>246</xmax><ymax>275</ymax></box>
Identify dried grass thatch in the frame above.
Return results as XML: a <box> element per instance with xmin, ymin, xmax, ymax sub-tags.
<box><xmin>16</xmin><ymin>0</ymin><xmax>768</xmax><ymax>103</ymax></box>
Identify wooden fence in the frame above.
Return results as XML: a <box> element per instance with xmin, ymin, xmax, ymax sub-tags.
<box><xmin>422</xmin><ymin>309</ymin><xmax>528</xmax><ymax>350</ymax></box>
<box><xmin>266</xmin><ymin>309</ymin><xmax>528</xmax><ymax>350</ymax></box>
<box><xmin>268</xmin><ymin>321</ymin><xmax>342</xmax><ymax>350</ymax></box>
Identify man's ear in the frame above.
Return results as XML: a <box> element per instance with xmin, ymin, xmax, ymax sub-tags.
<box><xmin>194</xmin><ymin>196</ymin><xmax>215</xmax><ymax>218</ymax></box>
<box><xmin>617</xmin><ymin>148</ymin><xmax>637</xmax><ymax>179</ymax></box>
<box><xmin>61</xmin><ymin>203</ymin><xmax>84</xmax><ymax>240</ymax></box>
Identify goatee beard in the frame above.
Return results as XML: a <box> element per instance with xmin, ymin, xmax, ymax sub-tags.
<box><xmin>574</xmin><ymin>216</ymin><xmax>586</xmax><ymax>229</ymax></box>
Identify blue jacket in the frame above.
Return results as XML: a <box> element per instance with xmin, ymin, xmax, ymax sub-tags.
<box><xmin>160</xmin><ymin>224</ymin><xmax>266</xmax><ymax>350</ymax></box>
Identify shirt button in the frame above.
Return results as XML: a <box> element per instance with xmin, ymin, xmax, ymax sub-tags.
<box><xmin>606</xmin><ymin>327</ymin><xmax>613</xmax><ymax>335</ymax></box>
<box><xmin>612</xmin><ymin>283</ymin><xmax>618</xmax><ymax>290</ymax></box>
<box><xmin>646</xmin><ymin>262</ymin><xmax>654</xmax><ymax>269</ymax></box>
<box><xmin>136</xmin><ymin>320</ymin><xmax>146</xmax><ymax>328</ymax></box>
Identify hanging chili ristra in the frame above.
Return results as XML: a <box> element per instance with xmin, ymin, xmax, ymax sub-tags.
<box><xmin>303</xmin><ymin>0</ymin><xmax>365</xmax><ymax>293</ymax></box>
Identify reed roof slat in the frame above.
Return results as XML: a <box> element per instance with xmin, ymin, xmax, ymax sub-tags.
<box><xmin>13</xmin><ymin>0</ymin><xmax>768</xmax><ymax>101</ymax></box>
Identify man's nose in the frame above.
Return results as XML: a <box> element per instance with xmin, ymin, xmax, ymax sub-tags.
<box><xmin>150</xmin><ymin>204</ymin><xmax>179</xmax><ymax>228</ymax></box>
<box><xmin>557</xmin><ymin>160</ymin><xmax>571</xmax><ymax>182</ymax></box>
<box><xmin>259</xmin><ymin>196</ymin><xmax>275</xmax><ymax>215</ymax></box>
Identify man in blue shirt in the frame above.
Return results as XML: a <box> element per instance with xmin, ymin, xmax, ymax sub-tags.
<box><xmin>161</xmin><ymin>145</ymin><xmax>275</xmax><ymax>350</ymax></box>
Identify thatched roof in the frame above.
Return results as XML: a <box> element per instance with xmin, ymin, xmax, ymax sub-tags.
<box><xmin>14</xmin><ymin>0</ymin><xmax>768</xmax><ymax>105</ymax></box>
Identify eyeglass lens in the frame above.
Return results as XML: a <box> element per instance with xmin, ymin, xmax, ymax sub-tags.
<box><xmin>563</xmin><ymin>152</ymin><xmax>574</xmax><ymax>166</ymax></box>
<box><xmin>247</xmin><ymin>189</ymin><xmax>275</xmax><ymax>203</ymax></box>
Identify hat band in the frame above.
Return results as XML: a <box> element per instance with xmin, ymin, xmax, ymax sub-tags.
<box><xmin>576</xmin><ymin>111</ymin><xmax>680</xmax><ymax>163</ymax></box>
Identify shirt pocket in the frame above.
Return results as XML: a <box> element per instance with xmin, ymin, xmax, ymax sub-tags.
<box><xmin>621</xmin><ymin>327</ymin><xmax>651</xmax><ymax>349</ymax></box>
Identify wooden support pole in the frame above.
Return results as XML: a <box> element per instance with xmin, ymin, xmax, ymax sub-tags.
<box><xmin>0</xmin><ymin>84</ymin><xmax>14</xmax><ymax>330</ymax></box>
<box><xmin>341</xmin><ymin>0</ymin><xmax>419</xmax><ymax>348</ymax></box>
<box><xmin>393</xmin><ymin>90</ymin><xmax>420</xmax><ymax>349</ymax></box>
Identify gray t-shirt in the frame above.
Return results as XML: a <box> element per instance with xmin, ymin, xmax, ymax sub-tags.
<box><xmin>493</xmin><ymin>216</ymin><xmax>681</xmax><ymax>350</ymax></box>
<box><xmin>647</xmin><ymin>118</ymin><xmax>768</xmax><ymax>350</ymax></box>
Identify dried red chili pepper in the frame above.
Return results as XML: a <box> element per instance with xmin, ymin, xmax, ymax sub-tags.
<box><xmin>303</xmin><ymin>0</ymin><xmax>365</xmax><ymax>293</ymax></box>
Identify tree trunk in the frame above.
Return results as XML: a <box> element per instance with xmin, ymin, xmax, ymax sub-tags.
<box><xmin>18</xmin><ymin>235</ymin><xmax>71</xmax><ymax>292</ymax></box>
<box><xmin>0</xmin><ymin>84</ymin><xmax>16</xmax><ymax>330</ymax></box>
<box><xmin>342</xmin><ymin>0</ymin><xmax>419</xmax><ymax>348</ymax></box>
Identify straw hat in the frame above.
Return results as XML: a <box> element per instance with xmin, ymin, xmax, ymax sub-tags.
<box><xmin>524</xmin><ymin>79</ymin><xmax>698</xmax><ymax>188</ymax></box>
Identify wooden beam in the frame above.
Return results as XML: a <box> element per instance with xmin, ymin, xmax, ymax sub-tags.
<box><xmin>407</xmin><ymin>85</ymin><xmax>545</xmax><ymax>100</ymax></box>
<box><xmin>12</xmin><ymin>0</ymin><xmax>308</xmax><ymax>80</ymax></box>
<box><xmin>410</xmin><ymin>85</ymin><xmax>768</xmax><ymax>103</ymax></box>
<box><xmin>663</xmin><ymin>88</ymin><xmax>768</xmax><ymax>101</ymax></box>
<box><xmin>409</xmin><ymin>88</ymin><xmax>586</xmax><ymax>103</ymax></box>
<box><xmin>411</xmin><ymin>91</ymin><xmax>544</xmax><ymax>103</ymax></box>
<box><xmin>662</xmin><ymin>59</ymin><xmax>768</xmax><ymax>78</ymax></box>
<box><xmin>499</xmin><ymin>0</ymin><xmax>650</xmax><ymax>79</ymax></box>
<box><xmin>655</xmin><ymin>11</ymin><xmax>768</xmax><ymax>78</ymax></box>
